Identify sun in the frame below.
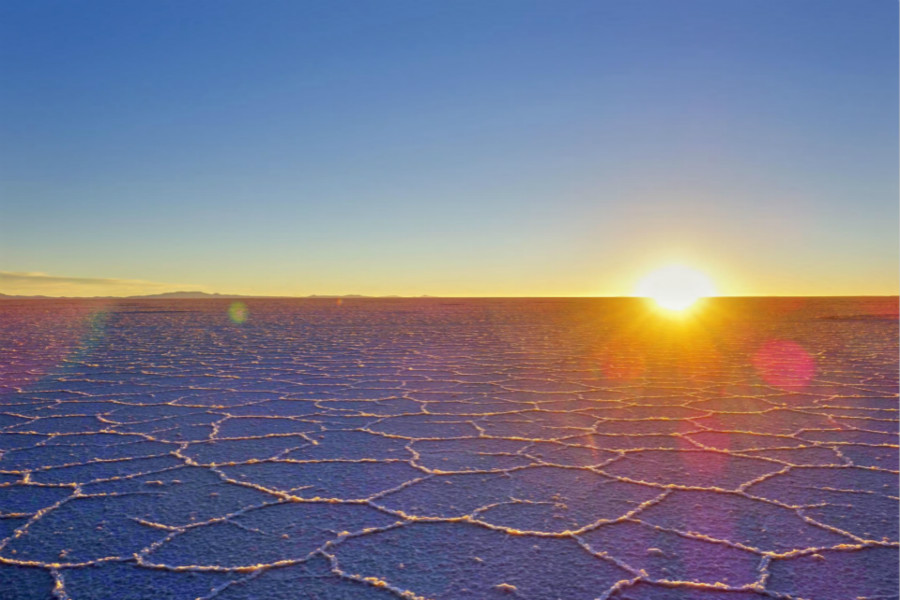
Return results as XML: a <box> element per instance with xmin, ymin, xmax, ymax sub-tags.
<box><xmin>634</xmin><ymin>265</ymin><xmax>716</xmax><ymax>311</ymax></box>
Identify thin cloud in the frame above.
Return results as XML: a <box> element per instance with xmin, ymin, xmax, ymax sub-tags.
<box><xmin>0</xmin><ymin>271</ymin><xmax>202</xmax><ymax>296</ymax></box>
<box><xmin>0</xmin><ymin>272</ymin><xmax>174</xmax><ymax>287</ymax></box>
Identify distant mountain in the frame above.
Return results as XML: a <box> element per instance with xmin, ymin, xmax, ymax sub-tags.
<box><xmin>129</xmin><ymin>291</ymin><xmax>246</xmax><ymax>299</ymax></box>
<box><xmin>306</xmin><ymin>294</ymin><xmax>368</xmax><ymax>299</ymax></box>
<box><xmin>0</xmin><ymin>292</ymin><xmax>51</xmax><ymax>299</ymax></box>
<box><xmin>137</xmin><ymin>292</ymin><xmax>405</xmax><ymax>299</ymax></box>
<box><xmin>0</xmin><ymin>290</ymin><xmax>247</xmax><ymax>300</ymax></box>
<box><xmin>0</xmin><ymin>290</ymin><xmax>387</xmax><ymax>299</ymax></box>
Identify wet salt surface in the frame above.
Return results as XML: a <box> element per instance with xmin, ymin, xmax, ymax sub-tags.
<box><xmin>0</xmin><ymin>297</ymin><xmax>897</xmax><ymax>599</ymax></box>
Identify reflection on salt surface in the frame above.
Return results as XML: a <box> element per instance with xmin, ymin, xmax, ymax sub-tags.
<box><xmin>0</xmin><ymin>297</ymin><xmax>897</xmax><ymax>599</ymax></box>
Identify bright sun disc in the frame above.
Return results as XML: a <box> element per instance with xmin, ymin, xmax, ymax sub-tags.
<box><xmin>635</xmin><ymin>265</ymin><xmax>716</xmax><ymax>311</ymax></box>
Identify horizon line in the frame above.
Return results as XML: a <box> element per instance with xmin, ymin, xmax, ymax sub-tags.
<box><xmin>2</xmin><ymin>293</ymin><xmax>898</xmax><ymax>300</ymax></box>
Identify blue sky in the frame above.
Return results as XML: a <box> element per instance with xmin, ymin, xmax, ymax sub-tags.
<box><xmin>1</xmin><ymin>0</ymin><xmax>897</xmax><ymax>296</ymax></box>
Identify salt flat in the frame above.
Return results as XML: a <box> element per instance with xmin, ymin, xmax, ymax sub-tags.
<box><xmin>0</xmin><ymin>298</ymin><xmax>897</xmax><ymax>599</ymax></box>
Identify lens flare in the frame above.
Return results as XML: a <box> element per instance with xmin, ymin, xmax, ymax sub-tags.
<box><xmin>635</xmin><ymin>265</ymin><xmax>716</xmax><ymax>311</ymax></box>
<box><xmin>752</xmin><ymin>339</ymin><xmax>815</xmax><ymax>390</ymax></box>
<box><xmin>228</xmin><ymin>302</ymin><xmax>249</xmax><ymax>324</ymax></box>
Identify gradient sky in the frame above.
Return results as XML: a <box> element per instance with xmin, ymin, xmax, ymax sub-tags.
<box><xmin>2</xmin><ymin>0</ymin><xmax>897</xmax><ymax>297</ymax></box>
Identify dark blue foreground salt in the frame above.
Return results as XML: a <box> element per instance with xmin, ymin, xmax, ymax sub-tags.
<box><xmin>0</xmin><ymin>298</ymin><xmax>897</xmax><ymax>599</ymax></box>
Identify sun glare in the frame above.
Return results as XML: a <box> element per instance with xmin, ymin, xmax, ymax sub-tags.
<box><xmin>635</xmin><ymin>265</ymin><xmax>716</xmax><ymax>311</ymax></box>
